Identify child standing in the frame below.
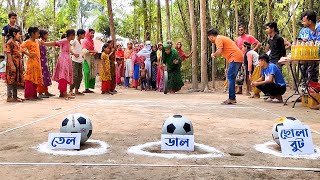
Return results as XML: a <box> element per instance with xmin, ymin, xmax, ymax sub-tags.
<box><xmin>21</xmin><ymin>27</ymin><xmax>43</xmax><ymax>101</ymax></box>
<box><xmin>115</xmin><ymin>44</ymin><xmax>124</xmax><ymax>85</ymax></box>
<box><xmin>124</xmin><ymin>41</ymin><xmax>133</xmax><ymax>88</ymax></box>
<box><xmin>106</xmin><ymin>40</ymin><xmax>116</xmax><ymax>93</ymax></box>
<box><xmin>115</xmin><ymin>60</ymin><xmax>122</xmax><ymax>85</ymax></box>
<box><xmin>5</xmin><ymin>27</ymin><xmax>24</xmax><ymax>102</ymax></box>
<box><xmin>37</xmin><ymin>30</ymin><xmax>54</xmax><ymax>98</ymax></box>
<box><xmin>100</xmin><ymin>44</ymin><xmax>113</xmax><ymax>95</ymax></box>
<box><xmin>132</xmin><ymin>45</ymin><xmax>142</xmax><ymax>89</ymax></box>
<box><xmin>70</xmin><ymin>29</ymin><xmax>86</xmax><ymax>96</ymax></box>
<box><xmin>43</xmin><ymin>30</ymin><xmax>76</xmax><ymax>100</ymax></box>
<box><xmin>139</xmin><ymin>62</ymin><xmax>148</xmax><ymax>91</ymax></box>
<box><xmin>0</xmin><ymin>55</ymin><xmax>5</xmax><ymax>81</ymax></box>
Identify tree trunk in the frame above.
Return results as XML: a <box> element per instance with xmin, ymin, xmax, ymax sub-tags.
<box><xmin>165</xmin><ymin>0</ymin><xmax>171</xmax><ymax>40</ymax></box>
<box><xmin>106</xmin><ymin>0</ymin><xmax>116</xmax><ymax>47</ymax></box>
<box><xmin>309</xmin><ymin>0</ymin><xmax>314</xmax><ymax>10</ymax></box>
<box><xmin>235</xmin><ymin>0</ymin><xmax>239</xmax><ymax>37</ymax></box>
<box><xmin>212</xmin><ymin>44</ymin><xmax>216</xmax><ymax>89</ymax></box>
<box><xmin>157</xmin><ymin>0</ymin><xmax>163</xmax><ymax>43</ymax></box>
<box><xmin>291</xmin><ymin>0</ymin><xmax>298</xmax><ymax>90</ymax></box>
<box><xmin>248</xmin><ymin>0</ymin><xmax>254</xmax><ymax>35</ymax></box>
<box><xmin>267</xmin><ymin>0</ymin><xmax>272</xmax><ymax>22</ymax></box>
<box><xmin>177</xmin><ymin>0</ymin><xmax>191</xmax><ymax>49</ymax></box>
<box><xmin>200</xmin><ymin>0</ymin><xmax>208</xmax><ymax>91</ymax></box>
<box><xmin>188</xmin><ymin>0</ymin><xmax>198</xmax><ymax>90</ymax></box>
<box><xmin>142</xmin><ymin>0</ymin><xmax>149</xmax><ymax>41</ymax></box>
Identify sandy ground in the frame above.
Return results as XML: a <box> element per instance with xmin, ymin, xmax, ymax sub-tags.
<box><xmin>0</xmin><ymin>79</ymin><xmax>319</xmax><ymax>180</ymax></box>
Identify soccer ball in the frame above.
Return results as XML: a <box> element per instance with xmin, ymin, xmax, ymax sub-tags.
<box><xmin>60</xmin><ymin>113</ymin><xmax>93</xmax><ymax>144</ymax></box>
<box><xmin>161</xmin><ymin>115</ymin><xmax>193</xmax><ymax>135</ymax></box>
<box><xmin>272</xmin><ymin>117</ymin><xmax>303</xmax><ymax>146</ymax></box>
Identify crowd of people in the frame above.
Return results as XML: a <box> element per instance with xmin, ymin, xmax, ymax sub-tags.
<box><xmin>1</xmin><ymin>12</ymin><xmax>193</xmax><ymax>102</ymax></box>
<box><xmin>209</xmin><ymin>10</ymin><xmax>319</xmax><ymax>106</ymax></box>
<box><xmin>1</xmin><ymin>10</ymin><xmax>319</xmax><ymax>108</ymax></box>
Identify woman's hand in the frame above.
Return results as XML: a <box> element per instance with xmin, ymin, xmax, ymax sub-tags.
<box><xmin>29</xmin><ymin>53</ymin><xmax>36</xmax><ymax>58</ymax></box>
<box><xmin>173</xmin><ymin>59</ymin><xmax>179</xmax><ymax>64</ymax></box>
<box><xmin>248</xmin><ymin>74</ymin><xmax>252</xmax><ymax>81</ymax></box>
<box><xmin>10</xmin><ymin>65</ymin><xmax>16</xmax><ymax>72</ymax></box>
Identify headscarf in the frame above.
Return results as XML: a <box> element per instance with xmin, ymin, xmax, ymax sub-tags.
<box><xmin>124</xmin><ymin>43</ymin><xmax>133</xmax><ymax>59</ymax></box>
<box><xmin>81</xmin><ymin>30</ymin><xmax>94</xmax><ymax>50</ymax></box>
<box><xmin>163</xmin><ymin>43</ymin><xmax>171</xmax><ymax>49</ymax></box>
<box><xmin>81</xmin><ymin>30</ymin><xmax>95</xmax><ymax>50</ymax></box>
<box><xmin>139</xmin><ymin>43</ymin><xmax>145</xmax><ymax>51</ymax></box>
<box><xmin>150</xmin><ymin>45</ymin><xmax>158</xmax><ymax>64</ymax></box>
<box><xmin>175</xmin><ymin>41</ymin><xmax>186</xmax><ymax>61</ymax></box>
<box><xmin>175</xmin><ymin>41</ymin><xmax>182</xmax><ymax>50</ymax></box>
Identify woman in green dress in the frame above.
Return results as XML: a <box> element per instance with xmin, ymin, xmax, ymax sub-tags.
<box><xmin>162</xmin><ymin>43</ymin><xmax>184</xmax><ymax>93</ymax></box>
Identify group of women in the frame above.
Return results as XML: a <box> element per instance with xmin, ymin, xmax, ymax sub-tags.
<box><xmin>114</xmin><ymin>41</ymin><xmax>192</xmax><ymax>93</ymax></box>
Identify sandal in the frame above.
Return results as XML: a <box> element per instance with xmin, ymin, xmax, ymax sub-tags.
<box><xmin>68</xmin><ymin>95</ymin><xmax>75</xmax><ymax>99</ymax></box>
<box><xmin>271</xmin><ymin>99</ymin><xmax>283</xmax><ymax>103</ymax></box>
<box><xmin>75</xmin><ymin>92</ymin><xmax>85</xmax><ymax>96</ymax></box>
<box><xmin>16</xmin><ymin>97</ymin><xmax>25</xmax><ymax>102</ymax></box>
<box><xmin>45</xmin><ymin>93</ymin><xmax>55</xmax><ymax>97</ymax></box>
<box><xmin>83</xmin><ymin>90</ymin><xmax>94</xmax><ymax>93</ymax></box>
<box><xmin>25</xmin><ymin>98</ymin><xmax>38</xmax><ymax>101</ymax></box>
<box><xmin>107</xmin><ymin>91</ymin><xmax>114</xmax><ymax>95</ymax></box>
<box><xmin>221</xmin><ymin>99</ymin><xmax>237</xmax><ymax>105</ymax></box>
<box><xmin>7</xmin><ymin>97</ymin><xmax>16</xmax><ymax>103</ymax></box>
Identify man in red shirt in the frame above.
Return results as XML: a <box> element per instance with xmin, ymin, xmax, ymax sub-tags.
<box><xmin>235</xmin><ymin>24</ymin><xmax>261</xmax><ymax>51</ymax></box>
<box><xmin>234</xmin><ymin>24</ymin><xmax>261</xmax><ymax>95</ymax></box>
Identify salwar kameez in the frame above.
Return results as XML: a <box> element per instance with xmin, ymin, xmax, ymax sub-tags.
<box><xmin>20</xmin><ymin>39</ymin><xmax>43</xmax><ymax>99</ymax></box>
<box><xmin>83</xmin><ymin>59</ymin><xmax>96</xmax><ymax>89</ymax></box>
<box><xmin>81</xmin><ymin>30</ymin><xmax>97</xmax><ymax>91</ymax></box>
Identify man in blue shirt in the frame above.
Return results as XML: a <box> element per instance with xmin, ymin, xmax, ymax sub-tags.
<box><xmin>1</xmin><ymin>12</ymin><xmax>20</xmax><ymax>55</ymax></box>
<box><xmin>299</xmin><ymin>11</ymin><xmax>320</xmax><ymax>83</ymax></box>
<box><xmin>252</xmin><ymin>54</ymin><xmax>286</xmax><ymax>103</ymax></box>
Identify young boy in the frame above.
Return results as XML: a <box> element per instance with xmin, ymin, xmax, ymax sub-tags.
<box><xmin>0</xmin><ymin>55</ymin><xmax>5</xmax><ymax>81</ymax></box>
<box><xmin>2</xmin><ymin>12</ymin><xmax>20</xmax><ymax>54</ymax></box>
<box><xmin>139</xmin><ymin>62</ymin><xmax>148</xmax><ymax>91</ymax></box>
<box><xmin>70</xmin><ymin>29</ymin><xmax>86</xmax><ymax>95</ymax></box>
<box><xmin>252</xmin><ymin>54</ymin><xmax>286</xmax><ymax>103</ymax></box>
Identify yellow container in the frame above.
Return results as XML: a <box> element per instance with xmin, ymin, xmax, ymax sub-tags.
<box><xmin>302</xmin><ymin>93</ymin><xmax>320</xmax><ymax>108</ymax></box>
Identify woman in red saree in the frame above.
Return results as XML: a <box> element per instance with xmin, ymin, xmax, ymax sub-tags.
<box><xmin>175</xmin><ymin>41</ymin><xmax>193</xmax><ymax>62</ymax></box>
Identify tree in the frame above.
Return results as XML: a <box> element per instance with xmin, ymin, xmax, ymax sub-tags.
<box><xmin>234</xmin><ymin>0</ymin><xmax>239</xmax><ymax>37</ymax></box>
<box><xmin>188</xmin><ymin>0</ymin><xmax>198</xmax><ymax>90</ymax></box>
<box><xmin>248</xmin><ymin>0</ymin><xmax>254</xmax><ymax>35</ymax></box>
<box><xmin>157</xmin><ymin>0</ymin><xmax>163</xmax><ymax>43</ymax></box>
<box><xmin>267</xmin><ymin>0</ymin><xmax>272</xmax><ymax>22</ymax></box>
<box><xmin>309</xmin><ymin>0</ymin><xmax>314</xmax><ymax>10</ymax></box>
<box><xmin>165</xmin><ymin>0</ymin><xmax>171</xmax><ymax>40</ymax></box>
<box><xmin>142</xmin><ymin>0</ymin><xmax>149</xmax><ymax>41</ymax></box>
<box><xmin>106</xmin><ymin>0</ymin><xmax>116</xmax><ymax>46</ymax></box>
<box><xmin>176</xmin><ymin>0</ymin><xmax>191</xmax><ymax>50</ymax></box>
<box><xmin>200</xmin><ymin>0</ymin><xmax>208</xmax><ymax>91</ymax></box>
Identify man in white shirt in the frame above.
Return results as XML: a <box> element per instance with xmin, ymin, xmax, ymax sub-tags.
<box><xmin>70</xmin><ymin>29</ymin><xmax>86</xmax><ymax>95</ymax></box>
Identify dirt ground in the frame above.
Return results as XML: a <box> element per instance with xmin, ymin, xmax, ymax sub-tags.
<box><xmin>0</xmin><ymin>79</ymin><xmax>319</xmax><ymax>180</ymax></box>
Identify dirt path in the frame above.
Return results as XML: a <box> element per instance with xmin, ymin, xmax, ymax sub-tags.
<box><xmin>0</xmin><ymin>81</ymin><xmax>319</xmax><ymax>179</ymax></box>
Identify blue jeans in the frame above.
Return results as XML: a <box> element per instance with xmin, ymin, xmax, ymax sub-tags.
<box><xmin>228</xmin><ymin>61</ymin><xmax>242</xmax><ymax>100</ymax></box>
